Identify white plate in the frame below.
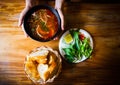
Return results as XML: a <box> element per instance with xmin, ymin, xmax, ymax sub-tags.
<box><xmin>59</xmin><ymin>28</ymin><xmax>93</xmax><ymax>63</ymax></box>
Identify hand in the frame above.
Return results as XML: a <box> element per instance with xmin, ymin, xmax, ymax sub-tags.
<box><xmin>53</xmin><ymin>8</ymin><xmax>64</xmax><ymax>40</ymax></box>
<box><xmin>18</xmin><ymin>0</ymin><xmax>64</xmax><ymax>38</ymax></box>
<box><xmin>18</xmin><ymin>7</ymin><xmax>64</xmax><ymax>38</ymax></box>
<box><xmin>55</xmin><ymin>0</ymin><xmax>64</xmax><ymax>31</ymax></box>
<box><xmin>18</xmin><ymin>7</ymin><xmax>32</xmax><ymax>37</ymax></box>
<box><xmin>56</xmin><ymin>8</ymin><xmax>64</xmax><ymax>31</ymax></box>
<box><xmin>18</xmin><ymin>0</ymin><xmax>33</xmax><ymax>37</ymax></box>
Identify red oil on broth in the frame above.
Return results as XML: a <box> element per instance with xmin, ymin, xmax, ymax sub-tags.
<box><xmin>27</xmin><ymin>9</ymin><xmax>58</xmax><ymax>40</ymax></box>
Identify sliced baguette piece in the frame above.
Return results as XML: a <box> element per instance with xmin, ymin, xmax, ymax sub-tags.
<box><xmin>29</xmin><ymin>49</ymin><xmax>49</xmax><ymax>57</ymax></box>
<box><xmin>37</xmin><ymin>64</ymin><xmax>50</xmax><ymax>81</ymax></box>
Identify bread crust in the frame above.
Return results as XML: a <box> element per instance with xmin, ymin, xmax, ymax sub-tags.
<box><xmin>24</xmin><ymin>46</ymin><xmax>62</xmax><ymax>84</ymax></box>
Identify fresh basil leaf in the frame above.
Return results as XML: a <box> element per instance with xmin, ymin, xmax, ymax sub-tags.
<box><xmin>63</xmin><ymin>48</ymin><xmax>72</xmax><ymax>55</ymax></box>
<box><xmin>64</xmin><ymin>54</ymin><xmax>74</xmax><ymax>63</ymax></box>
<box><xmin>63</xmin><ymin>29</ymin><xmax>93</xmax><ymax>63</ymax></box>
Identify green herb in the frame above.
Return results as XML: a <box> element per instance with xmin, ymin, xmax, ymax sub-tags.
<box><xmin>40</xmin><ymin>21</ymin><xmax>49</xmax><ymax>32</ymax></box>
<box><xmin>31</xmin><ymin>28</ymin><xmax>35</xmax><ymax>32</ymax></box>
<box><xmin>63</xmin><ymin>29</ymin><xmax>93</xmax><ymax>63</ymax></box>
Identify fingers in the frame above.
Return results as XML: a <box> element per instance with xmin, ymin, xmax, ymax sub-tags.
<box><xmin>18</xmin><ymin>7</ymin><xmax>29</xmax><ymax>27</ymax></box>
<box><xmin>18</xmin><ymin>9</ymin><xmax>25</xmax><ymax>27</ymax></box>
<box><xmin>18</xmin><ymin>12</ymin><xmax>23</xmax><ymax>27</ymax></box>
<box><xmin>53</xmin><ymin>37</ymin><xmax>58</xmax><ymax>40</ymax></box>
<box><xmin>53</xmin><ymin>8</ymin><xmax>64</xmax><ymax>40</ymax></box>
<box><xmin>56</xmin><ymin>8</ymin><xmax>64</xmax><ymax>31</ymax></box>
<box><xmin>18</xmin><ymin>7</ymin><xmax>30</xmax><ymax>37</ymax></box>
<box><xmin>22</xmin><ymin>24</ymin><xmax>28</xmax><ymax>37</ymax></box>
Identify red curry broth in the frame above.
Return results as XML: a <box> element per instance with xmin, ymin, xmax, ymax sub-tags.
<box><xmin>27</xmin><ymin>9</ymin><xmax>58</xmax><ymax>40</ymax></box>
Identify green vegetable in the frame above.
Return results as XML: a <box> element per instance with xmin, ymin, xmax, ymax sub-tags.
<box><xmin>70</xmin><ymin>30</ymin><xmax>80</xmax><ymax>51</ymax></box>
<box><xmin>31</xmin><ymin>28</ymin><xmax>35</xmax><ymax>32</ymax></box>
<box><xmin>40</xmin><ymin>21</ymin><xmax>49</xmax><ymax>32</ymax></box>
<box><xmin>64</xmin><ymin>55</ymin><xmax>74</xmax><ymax>63</ymax></box>
<box><xmin>63</xmin><ymin>29</ymin><xmax>93</xmax><ymax>63</ymax></box>
<box><xmin>32</xmin><ymin>14</ymin><xmax>49</xmax><ymax>32</ymax></box>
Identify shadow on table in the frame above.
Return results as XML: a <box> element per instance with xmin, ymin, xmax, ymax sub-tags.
<box><xmin>68</xmin><ymin>0</ymin><xmax>120</xmax><ymax>3</ymax></box>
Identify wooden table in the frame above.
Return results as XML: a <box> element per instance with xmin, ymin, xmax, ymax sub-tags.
<box><xmin>0</xmin><ymin>0</ymin><xmax>120</xmax><ymax>85</ymax></box>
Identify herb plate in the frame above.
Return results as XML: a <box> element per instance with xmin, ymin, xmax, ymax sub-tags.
<box><xmin>59</xmin><ymin>29</ymin><xmax>93</xmax><ymax>63</ymax></box>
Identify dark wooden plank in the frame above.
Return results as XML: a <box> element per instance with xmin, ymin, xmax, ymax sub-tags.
<box><xmin>0</xmin><ymin>0</ymin><xmax>120</xmax><ymax>85</ymax></box>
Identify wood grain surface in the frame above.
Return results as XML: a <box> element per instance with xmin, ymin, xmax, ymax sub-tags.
<box><xmin>0</xmin><ymin>0</ymin><xmax>120</xmax><ymax>85</ymax></box>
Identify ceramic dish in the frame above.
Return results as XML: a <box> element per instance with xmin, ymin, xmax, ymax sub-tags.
<box><xmin>59</xmin><ymin>28</ymin><xmax>93</xmax><ymax>63</ymax></box>
<box><xmin>24</xmin><ymin>5</ymin><xmax>61</xmax><ymax>42</ymax></box>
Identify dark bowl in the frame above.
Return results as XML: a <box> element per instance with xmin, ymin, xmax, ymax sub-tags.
<box><xmin>24</xmin><ymin>5</ymin><xmax>61</xmax><ymax>42</ymax></box>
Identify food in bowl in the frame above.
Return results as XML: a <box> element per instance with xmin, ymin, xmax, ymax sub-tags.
<box><xmin>59</xmin><ymin>29</ymin><xmax>93</xmax><ymax>63</ymax></box>
<box><xmin>24</xmin><ymin>5</ymin><xmax>61</xmax><ymax>42</ymax></box>
<box><xmin>28</xmin><ymin>9</ymin><xmax>58</xmax><ymax>40</ymax></box>
<box><xmin>24</xmin><ymin>46</ymin><xmax>62</xmax><ymax>84</ymax></box>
